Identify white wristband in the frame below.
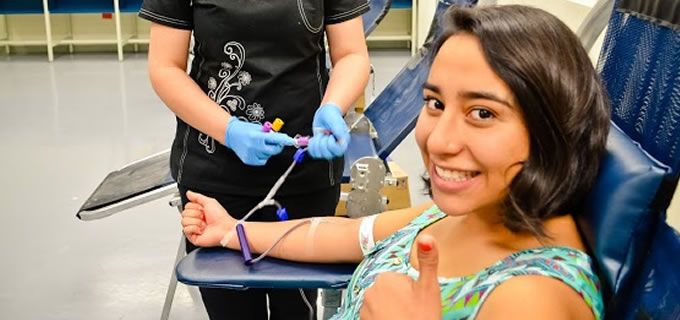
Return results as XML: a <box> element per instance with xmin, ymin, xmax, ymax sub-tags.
<box><xmin>359</xmin><ymin>214</ymin><xmax>378</xmax><ymax>256</ymax></box>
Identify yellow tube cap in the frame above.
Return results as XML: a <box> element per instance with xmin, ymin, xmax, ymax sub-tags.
<box><xmin>272</xmin><ymin>118</ymin><xmax>284</xmax><ymax>132</ymax></box>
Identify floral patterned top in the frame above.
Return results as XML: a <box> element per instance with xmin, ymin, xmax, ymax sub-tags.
<box><xmin>332</xmin><ymin>205</ymin><xmax>604</xmax><ymax>319</ymax></box>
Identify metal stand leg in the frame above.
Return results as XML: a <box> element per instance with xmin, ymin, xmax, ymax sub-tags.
<box><xmin>160</xmin><ymin>233</ymin><xmax>186</xmax><ymax>320</ymax></box>
<box><xmin>321</xmin><ymin>289</ymin><xmax>342</xmax><ymax>320</ymax></box>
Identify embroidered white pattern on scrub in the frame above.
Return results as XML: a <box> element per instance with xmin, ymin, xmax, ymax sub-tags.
<box><xmin>199</xmin><ymin>41</ymin><xmax>266</xmax><ymax>153</ymax></box>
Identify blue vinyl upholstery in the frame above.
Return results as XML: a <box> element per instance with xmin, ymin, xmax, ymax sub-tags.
<box><xmin>577</xmin><ymin>123</ymin><xmax>668</xmax><ymax>299</ymax></box>
<box><xmin>176</xmin><ymin>248</ymin><xmax>357</xmax><ymax>289</ymax></box>
<box><xmin>625</xmin><ymin>223</ymin><xmax>680</xmax><ymax>319</ymax></box>
<box><xmin>585</xmin><ymin>1</ymin><xmax>680</xmax><ymax>318</ymax></box>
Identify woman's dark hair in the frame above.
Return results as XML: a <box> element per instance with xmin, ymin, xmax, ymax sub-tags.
<box><xmin>424</xmin><ymin>5</ymin><xmax>611</xmax><ymax>237</ymax></box>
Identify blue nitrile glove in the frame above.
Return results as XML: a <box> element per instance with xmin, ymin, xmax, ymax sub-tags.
<box><xmin>225</xmin><ymin>117</ymin><xmax>295</xmax><ymax>166</ymax></box>
<box><xmin>308</xmin><ymin>103</ymin><xmax>350</xmax><ymax>159</ymax></box>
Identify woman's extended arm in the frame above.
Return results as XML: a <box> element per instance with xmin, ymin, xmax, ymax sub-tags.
<box><xmin>147</xmin><ymin>23</ymin><xmax>230</xmax><ymax>144</ymax></box>
<box><xmin>181</xmin><ymin>191</ymin><xmax>431</xmax><ymax>264</ymax></box>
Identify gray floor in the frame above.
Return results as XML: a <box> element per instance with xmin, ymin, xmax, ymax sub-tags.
<box><xmin>0</xmin><ymin>49</ymin><xmax>426</xmax><ymax>319</ymax></box>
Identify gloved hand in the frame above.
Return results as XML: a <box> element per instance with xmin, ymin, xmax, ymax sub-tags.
<box><xmin>308</xmin><ymin>103</ymin><xmax>350</xmax><ymax>159</ymax></box>
<box><xmin>225</xmin><ymin>117</ymin><xmax>295</xmax><ymax>166</ymax></box>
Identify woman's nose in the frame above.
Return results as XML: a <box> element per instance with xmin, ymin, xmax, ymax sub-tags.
<box><xmin>427</xmin><ymin>115</ymin><xmax>465</xmax><ymax>156</ymax></box>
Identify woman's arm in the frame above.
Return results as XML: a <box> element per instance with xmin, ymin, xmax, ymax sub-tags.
<box><xmin>322</xmin><ymin>16</ymin><xmax>370</xmax><ymax>113</ymax></box>
<box><xmin>147</xmin><ymin>23</ymin><xmax>230</xmax><ymax>144</ymax></box>
<box><xmin>181</xmin><ymin>191</ymin><xmax>428</xmax><ymax>264</ymax></box>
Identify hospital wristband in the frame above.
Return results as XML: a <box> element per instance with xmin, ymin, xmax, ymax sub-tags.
<box><xmin>359</xmin><ymin>214</ymin><xmax>378</xmax><ymax>256</ymax></box>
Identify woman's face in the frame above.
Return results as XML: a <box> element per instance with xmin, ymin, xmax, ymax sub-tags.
<box><xmin>415</xmin><ymin>33</ymin><xmax>530</xmax><ymax>218</ymax></box>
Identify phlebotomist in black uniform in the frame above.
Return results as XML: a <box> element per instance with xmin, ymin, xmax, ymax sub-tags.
<box><xmin>138</xmin><ymin>0</ymin><xmax>370</xmax><ymax>318</ymax></box>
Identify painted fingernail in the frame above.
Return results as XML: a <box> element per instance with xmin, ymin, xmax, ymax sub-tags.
<box><xmin>418</xmin><ymin>241</ymin><xmax>432</xmax><ymax>252</ymax></box>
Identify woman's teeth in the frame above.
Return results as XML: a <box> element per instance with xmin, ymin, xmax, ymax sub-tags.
<box><xmin>435</xmin><ymin>166</ymin><xmax>478</xmax><ymax>182</ymax></box>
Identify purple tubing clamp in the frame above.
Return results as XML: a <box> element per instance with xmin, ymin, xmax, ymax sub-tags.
<box><xmin>235</xmin><ymin>223</ymin><xmax>253</xmax><ymax>265</ymax></box>
<box><xmin>293</xmin><ymin>149</ymin><xmax>306</xmax><ymax>164</ymax></box>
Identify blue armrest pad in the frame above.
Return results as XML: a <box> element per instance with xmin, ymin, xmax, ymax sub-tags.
<box><xmin>577</xmin><ymin>123</ymin><xmax>669</xmax><ymax>296</ymax></box>
<box><xmin>176</xmin><ymin>247</ymin><xmax>358</xmax><ymax>289</ymax></box>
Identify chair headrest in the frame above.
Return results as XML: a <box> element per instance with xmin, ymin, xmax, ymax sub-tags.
<box><xmin>577</xmin><ymin>123</ymin><xmax>669</xmax><ymax>300</ymax></box>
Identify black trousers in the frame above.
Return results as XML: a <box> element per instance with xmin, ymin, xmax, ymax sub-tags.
<box><xmin>179</xmin><ymin>185</ymin><xmax>341</xmax><ymax>320</ymax></box>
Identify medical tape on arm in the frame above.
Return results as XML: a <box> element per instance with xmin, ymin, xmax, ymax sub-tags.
<box><xmin>302</xmin><ymin>217</ymin><xmax>345</xmax><ymax>258</ymax></box>
<box><xmin>359</xmin><ymin>214</ymin><xmax>378</xmax><ymax>256</ymax></box>
<box><xmin>304</xmin><ymin>217</ymin><xmax>323</xmax><ymax>257</ymax></box>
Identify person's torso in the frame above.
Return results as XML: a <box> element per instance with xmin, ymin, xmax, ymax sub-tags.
<box><xmin>171</xmin><ymin>0</ymin><xmax>342</xmax><ymax>195</ymax></box>
<box><xmin>333</xmin><ymin>206</ymin><xmax>604</xmax><ymax>319</ymax></box>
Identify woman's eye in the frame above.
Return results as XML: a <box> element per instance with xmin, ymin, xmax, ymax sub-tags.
<box><xmin>424</xmin><ymin>97</ymin><xmax>444</xmax><ymax>110</ymax></box>
<box><xmin>469</xmin><ymin>108</ymin><xmax>495</xmax><ymax>120</ymax></box>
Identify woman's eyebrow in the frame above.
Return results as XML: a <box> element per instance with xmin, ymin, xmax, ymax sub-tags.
<box><xmin>423</xmin><ymin>82</ymin><xmax>440</xmax><ymax>93</ymax></box>
<box><xmin>459</xmin><ymin>90</ymin><xmax>514</xmax><ymax>109</ymax></box>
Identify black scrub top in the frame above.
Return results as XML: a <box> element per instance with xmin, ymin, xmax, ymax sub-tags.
<box><xmin>139</xmin><ymin>0</ymin><xmax>369</xmax><ymax>196</ymax></box>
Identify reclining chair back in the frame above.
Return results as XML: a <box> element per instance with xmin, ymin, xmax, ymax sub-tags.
<box><xmin>577</xmin><ymin>0</ymin><xmax>680</xmax><ymax>318</ymax></box>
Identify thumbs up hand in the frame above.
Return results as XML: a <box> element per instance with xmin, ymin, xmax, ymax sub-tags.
<box><xmin>359</xmin><ymin>234</ymin><xmax>442</xmax><ymax>319</ymax></box>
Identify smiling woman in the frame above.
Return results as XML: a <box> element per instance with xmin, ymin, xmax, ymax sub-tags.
<box><xmin>417</xmin><ymin>33</ymin><xmax>530</xmax><ymax>228</ymax></box>
<box><xmin>179</xmin><ymin>4</ymin><xmax>611</xmax><ymax>320</ymax></box>
<box><xmin>421</xmin><ymin>5</ymin><xmax>610</xmax><ymax>238</ymax></box>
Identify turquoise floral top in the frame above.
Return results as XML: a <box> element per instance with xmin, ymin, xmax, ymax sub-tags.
<box><xmin>332</xmin><ymin>205</ymin><xmax>604</xmax><ymax>319</ymax></box>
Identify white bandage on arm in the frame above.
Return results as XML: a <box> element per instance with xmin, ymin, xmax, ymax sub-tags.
<box><xmin>358</xmin><ymin>214</ymin><xmax>378</xmax><ymax>256</ymax></box>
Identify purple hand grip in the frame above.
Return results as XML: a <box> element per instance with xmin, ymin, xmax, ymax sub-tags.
<box><xmin>235</xmin><ymin>223</ymin><xmax>253</xmax><ymax>265</ymax></box>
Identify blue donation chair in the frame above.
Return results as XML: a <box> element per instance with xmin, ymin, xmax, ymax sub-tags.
<box><xmin>578</xmin><ymin>0</ymin><xmax>680</xmax><ymax>318</ymax></box>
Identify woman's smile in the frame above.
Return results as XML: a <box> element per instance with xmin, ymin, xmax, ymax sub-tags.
<box><xmin>430</xmin><ymin>163</ymin><xmax>481</xmax><ymax>192</ymax></box>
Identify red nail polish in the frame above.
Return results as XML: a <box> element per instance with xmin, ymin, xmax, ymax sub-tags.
<box><xmin>419</xmin><ymin>241</ymin><xmax>432</xmax><ymax>252</ymax></box>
